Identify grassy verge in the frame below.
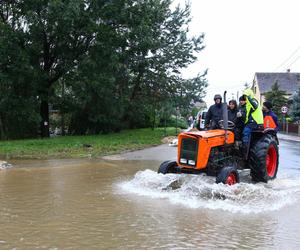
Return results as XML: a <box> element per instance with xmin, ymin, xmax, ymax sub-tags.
<box><xmin>0</xmin><ymin>127</ymin><xmax>176</xmax><ymax>159</ymax></box>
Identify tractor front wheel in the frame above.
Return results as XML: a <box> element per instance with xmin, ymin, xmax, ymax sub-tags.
<box><xmin>216</xmin><ymin>166</ymin><xmax>239</xmax><ymax>185</ymax></box>
<box><xmin>158</xmin><ymin>160</ymin><xmax>178</xmax><ymax>174</ymax></box>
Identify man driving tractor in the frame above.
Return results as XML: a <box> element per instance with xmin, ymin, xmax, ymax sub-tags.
<box><xmin>204</xmin><ymin>94</ymin><xmax>223</xmax><ymax>129</ymax></box>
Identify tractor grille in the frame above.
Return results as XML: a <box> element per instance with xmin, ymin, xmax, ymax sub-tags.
<box><xmin>180</xmin><ymin>138</ymin><xmax>198</xmax><ymax>167</ymax></box>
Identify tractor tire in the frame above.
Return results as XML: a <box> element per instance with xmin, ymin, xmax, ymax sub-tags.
<box><xmin>216</xmin><ymin>166</ymin><xmax>239</xmax><ymax>185</ymax></box>
<box><xmin>249</xmin><ymin>134</ymin><xmax>279</xmax><ymax>183</ymax></box>
<box><xmin>158</xmin><ymin>160</ymin><xmax>177</xmax><ymax>174</ymax></box>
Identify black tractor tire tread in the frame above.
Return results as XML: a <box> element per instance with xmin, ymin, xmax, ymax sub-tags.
<box><xmin>249</xmin><ymin>134</ymin><xmax>279</xmax><ymax>183</ymax></box>
<box><xmin>158</xmin><ymin>160</ymin><xmax>177</xmax><ymax>174</ymax></box>
<box><xmin>216</xmin><ymin>166</ymin><xmax>240</xmax><ymax>184</ymax></box>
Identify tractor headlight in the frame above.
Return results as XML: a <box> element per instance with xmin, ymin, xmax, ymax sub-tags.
<box><xmin>188</xmin><ymin>160</ymin><xmax>195</xmax><ymax>166</ymax></box>
<box><xmin>180</xmin><ymin>158</ymin><xmax>187</xmax><ymax>164</ymax></box>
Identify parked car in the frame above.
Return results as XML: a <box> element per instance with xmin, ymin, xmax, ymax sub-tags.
<box><xmin>196</xmin><ymin>110</ymin><xmax>208</xmax><ymax>130</ymax></box>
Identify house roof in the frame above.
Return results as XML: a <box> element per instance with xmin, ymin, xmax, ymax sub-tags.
<box><xmin>254</xmin><ymin>72</ymin><xmax>300</xmax><ymax>94</ymax></box>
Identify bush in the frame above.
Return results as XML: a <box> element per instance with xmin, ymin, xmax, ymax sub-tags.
<box><xmin>159</xmin><ymin>115</ymin><xmax>187</xmax><ymax>129</ymax></box>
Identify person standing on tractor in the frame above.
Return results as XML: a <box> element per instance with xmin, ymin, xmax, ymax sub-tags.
<box><xmin>262</xmin><ymin>101</ymin><xmax>279</xmax><ymax>131</ymax></box>
<box><xmin>205</xmin><ymin>94</ymin><xmax>223</xmax><ymax>129</ymax></box>
<box><xmin>235</xmin><ymin>96</ymin><xmax>247</xmax><ymax>140</ymax></box>
<box><xmin>242</xmin><ymin>89</ymin><xmax>264</xmax><ymax>151</ymax></box>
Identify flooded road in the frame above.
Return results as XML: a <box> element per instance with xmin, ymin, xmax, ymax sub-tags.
<box><xmin>1</xmin><ymin>140</ymin><xmax>300</xmax><ymax>249</ymax></box>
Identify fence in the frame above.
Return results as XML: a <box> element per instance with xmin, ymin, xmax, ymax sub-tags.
<box><xmin>279</xmin><ymin>122</ymin><xmax>300</xmax><ymax>135</ymax></box>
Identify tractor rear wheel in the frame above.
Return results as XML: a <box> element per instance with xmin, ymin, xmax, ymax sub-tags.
<box><xmin>249</xmin><ymin>134</ymin><xmax>279</xmax><ymax>183</ymax></box>
<box><xmin>158</xmin><ymin>160</ymin><xmax>177</xmax><ymax>174</ymax></box>
<box><xmin>216</xmin><ymin>166</ymin><xmax>239</xmax><ymax>185</ymax></box>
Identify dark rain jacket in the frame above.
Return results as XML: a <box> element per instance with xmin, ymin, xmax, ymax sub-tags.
<box><xmin>228</xmin><ymin>108</ymin><xmax>237</xmax><ymax>124</ymax></box>
<box><xmin>236</xmin><ymin>104</ymin><xmax>246</xmax><ymax>129</ymax></box>
<box><xmin>205</xmin><ymin>103</ymin><xmax>223</xmax><ymax>129</ymax></box>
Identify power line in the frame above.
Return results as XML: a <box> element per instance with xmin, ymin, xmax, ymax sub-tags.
<box><xmin>274</xmin><ymin>46</ymin><xmax>300</xmax><ymax>71</ymax></box>
<box><xmin>286</xmin><ymin>54</ymin><xmax>300</xmax><ymax>69</ymax></box>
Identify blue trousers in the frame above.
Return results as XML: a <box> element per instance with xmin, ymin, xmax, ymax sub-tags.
<box><xmin>242</xmin><ymin>123</ymin><xmax>259</xmax><ymax>145</ymax></box>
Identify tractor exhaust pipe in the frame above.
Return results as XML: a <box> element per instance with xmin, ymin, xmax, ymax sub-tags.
<box><xmin>223</xmin><ymin>91</ymin><xmax>228</xmax><ymax>143</ymax></box>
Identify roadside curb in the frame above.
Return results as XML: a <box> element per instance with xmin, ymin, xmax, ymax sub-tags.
<box><xmin>277</xmin><ymin>134</ymin><xmax>300</xmax><ymax>143</ymax></box>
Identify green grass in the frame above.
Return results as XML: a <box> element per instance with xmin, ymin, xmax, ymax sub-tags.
<box><xmin>0</xmin><ymin>128</ymin><xmax>176</xmax><ymax>159</ymax></box>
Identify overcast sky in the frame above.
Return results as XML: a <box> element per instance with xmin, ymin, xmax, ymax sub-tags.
<box><xmin>178</xmin><ymin>0</ymin><xmax>300</xmax><ymax>105</ymax></box>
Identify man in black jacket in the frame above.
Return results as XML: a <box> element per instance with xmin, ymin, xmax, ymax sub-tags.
<box><xmin>235</xmin><ymin>95</ymin><xmax>247</xmax><ymax>140</ymax></box>
<box><xmin>205</xmin><ymin>94</ymin><xmax>223</xmax><ymax>129</ymax></box>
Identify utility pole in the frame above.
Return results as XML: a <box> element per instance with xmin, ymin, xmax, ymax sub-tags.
<box><xmin>176</xmin><ymin>106</ymin><xmax>179</xmax><ymax>135</ymax></box>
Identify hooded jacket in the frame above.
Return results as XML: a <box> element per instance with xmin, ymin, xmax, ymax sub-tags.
<box><xmin>243</xmin><ymin>89</ymin><xmax>263</xmax><ymax>125</ymax></box>
<box><xmin>205</xmin><ymin>102</ymin><xmax>223</xmax><ymax>129</ymax></box>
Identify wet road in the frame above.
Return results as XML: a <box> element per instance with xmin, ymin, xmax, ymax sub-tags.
<box><xmin>0</xmin><ymin>139</ymin><xmax>300</xmax><ymax>249</ymax></box>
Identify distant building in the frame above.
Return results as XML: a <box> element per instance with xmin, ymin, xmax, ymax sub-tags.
<box><xmin>252</xmin><ymin>71</ymin><xmax>300</xmax><ymax>104</ymax></box>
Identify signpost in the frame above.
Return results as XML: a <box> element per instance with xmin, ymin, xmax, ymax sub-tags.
<box><xmin>176</xmin><ymin>107</ymin><xmax>179</xmax><ymax>135</ymax></box>
<box><xmin>281</xmin><ymin>106</ymin><xmax>288</xmax><ymax>133</ymax></box>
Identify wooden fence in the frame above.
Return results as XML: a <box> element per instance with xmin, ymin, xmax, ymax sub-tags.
<box><xmin>279</xmin><ymin>122</ymin><xmax>300</xmax><ymax>135</ymax></box>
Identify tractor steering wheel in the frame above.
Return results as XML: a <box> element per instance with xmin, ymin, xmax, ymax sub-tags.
<box><xmin>218</xmin><ymin>120</ymin><xmax>235</xmax><ymax>129</ymax></box>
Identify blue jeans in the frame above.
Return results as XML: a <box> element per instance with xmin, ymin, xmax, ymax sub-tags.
<box><xmin>242</xmin><ymin>123</ymin><xmax>259</xmax><ymax>145</ymax></box>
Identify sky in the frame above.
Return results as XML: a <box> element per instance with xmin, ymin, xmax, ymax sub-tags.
<box><xmin>178</xmin><ymin>0</ymin><xmax>300</xmax><ymax>106</ymax></box>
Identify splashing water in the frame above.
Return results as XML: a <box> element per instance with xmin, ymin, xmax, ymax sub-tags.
<box><xmin>0</xmin><ymin>161</ymin><xmax>12</xmax><ymax>170</ymax></box>
<box><xmin>118</xmin><ymin>169</ymin><xmax>300</xmax><ymax>214</ymax></box>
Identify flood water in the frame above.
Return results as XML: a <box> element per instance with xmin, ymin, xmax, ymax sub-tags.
<box><xmin>1</xmin><ymin>140</ymin><xmax>300</xmax><ymax>249</ymax></box>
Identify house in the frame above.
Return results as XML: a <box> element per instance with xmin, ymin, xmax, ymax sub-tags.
<box><xmin>252</xmin><ymin>72</ymin><xmax>300</xmax><ymax>104</ymax></box>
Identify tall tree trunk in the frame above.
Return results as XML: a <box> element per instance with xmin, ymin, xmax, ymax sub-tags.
<box><xmin>152</xmin><ymin>100</ymin><xmax>157</xmax><ymax>130</ymax></box>
<box><xmin>40</xmin><ymin>97</ymin><xmax>50</xmax><ymax>138</ymax></box>
<box><xmin>61</xmin><ymin>81</ymin><xmax>65</xmax><ymax>136</ymax></box>
<box><xmin>0</xmin><ymin>114</ymin><xmax>6</xmax><ymax>140</ymax></box>
<box><xmin>61</xmin><ymin>112</ymin><xmax>65</xmax><ymax>136</ymax></box>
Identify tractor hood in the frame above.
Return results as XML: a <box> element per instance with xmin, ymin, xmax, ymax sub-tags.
<box><xmin>182</xmin><ymin>129</ymin><xmax>229</xmax><ymax>139</ymax></box>
<box><xmin>177</xmin><ymin>129</ymin><xmax>235</xmax><ymax>170</ymax></box>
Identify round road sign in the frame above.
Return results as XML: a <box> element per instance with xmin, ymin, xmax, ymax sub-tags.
<box><xmin>281</xmin><ymin>106</ymin><xmax>288</xmax><ymax>114</ymax></box>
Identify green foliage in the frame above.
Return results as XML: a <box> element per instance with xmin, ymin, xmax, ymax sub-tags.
<box><xmin>0</xmin><ymin>127</ymin><xmax>176</xmax><ymax>159</ymax></box>
<box><xmin>191</xmin><ymin>107</ymin><xmax>199</xmax><ymax>117</ymax></box>
<box><xmin>264</xmin><ymin>81</ymin><xmax>288</xmax><ymax>118</ymax></box>
<box><xmin>0</xmin><ymin>0</ymin><xmax>207</xmax><ymax>139</ymax></box>
<box><xmin>0</xmin><ymin>21</ymin><xmax>40</xmax><ymax>139</ymax></box>
<box><xmin>286</xmin><ymin>117</ymin><xmax>293</xmax><ymax>122</ymax></box>
<box><xmin>158</xmin><ymin>112</ymin><xmax>187</xmax><ymax>129</ymax></box>
<box><xmin>291</xmin><ymin>87</ymin><xmax>300</xmax><ymax>122</ymax></box>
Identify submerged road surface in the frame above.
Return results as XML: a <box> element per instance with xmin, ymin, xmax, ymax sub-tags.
<box><xmin>0</xmin><ymin>139</ymin><xmax>300</xmax><ymax>249</ymax></box>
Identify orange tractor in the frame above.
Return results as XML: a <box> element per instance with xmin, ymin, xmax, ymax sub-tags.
<box><xmin>158</xmin><ymin>92</ymin><xmax>279</xmax><ymax>185</ymax></box>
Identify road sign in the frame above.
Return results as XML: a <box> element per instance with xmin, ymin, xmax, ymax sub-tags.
<box><xmin>281</xmin><ymin>106</ymin><xmax>288</xmax><ymax>114</ymax></box>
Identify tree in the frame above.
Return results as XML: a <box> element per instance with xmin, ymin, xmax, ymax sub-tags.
<box><xmin>116</xmin><ymin>1</ymin><xmax>207</xmax><ymax>128</ymax></box>
<box><xmin>0</xmin><ymin>0</ymin><xmax>208</xmax><ymax>138</ymax></box>
<box><xmin>1</xmin><ymin>0</ymin><xmax>105</xmax><ymax>137</ymax></box>
<box><xmin>291</xmin><ymin>87</ymin><xmax>300</xmax><ymax>122</ymax></box>
<box><xmin>264</xmin><ymin>81</ymin><xmax>288</xmax><ymax>118</ymax></box>
<box><xmin>0</xmin><ymin>17</ymin><xmax>40</xmax><ymax>139</ymax></box>
<box><xmin>64</xmin><ymin>0</ymin><xmax>208</xmax><ymax>133</ymax></box>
